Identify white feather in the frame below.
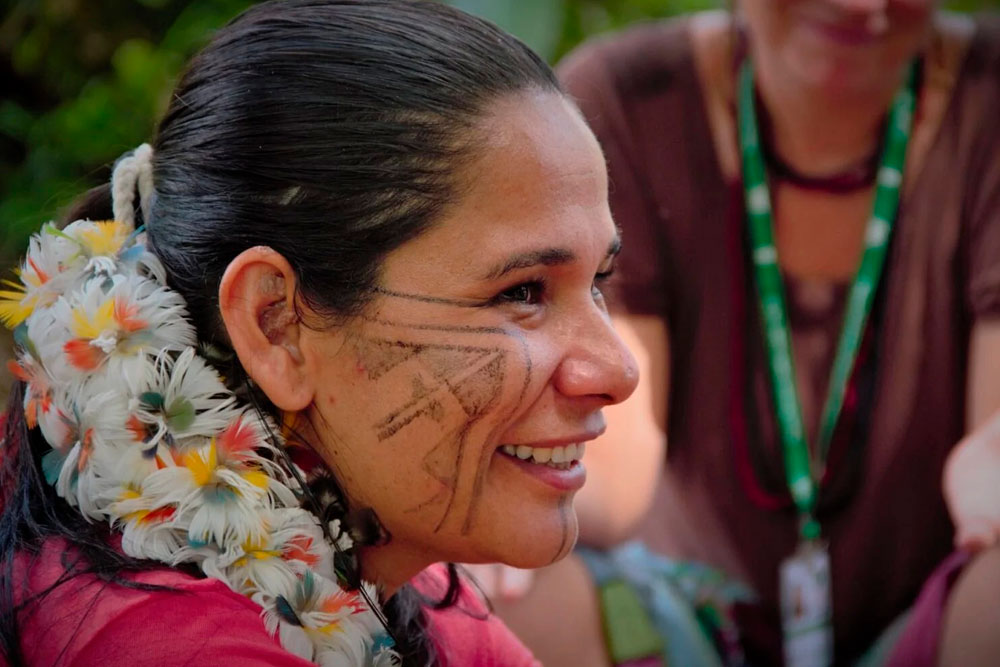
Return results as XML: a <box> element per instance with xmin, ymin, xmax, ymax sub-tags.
<box><xmin>9</xmin><ymin>204</ymin><xmax>394</xmax><ymax>665</ymax></box>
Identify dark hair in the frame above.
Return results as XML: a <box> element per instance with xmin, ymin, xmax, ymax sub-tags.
<box><xmin>0</xmin><ymin>1</ymin><xmax>560</xmax><ymax>664</ymax></box>
<box><xmin>154</xmin><ymin>0</ymin><xmax>559</xmax><ymax>339</ymax></box>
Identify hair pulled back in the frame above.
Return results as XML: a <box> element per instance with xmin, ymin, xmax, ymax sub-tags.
<box><xmin>1</xmin><ymin>2</ymin><xmax>561</xmax><ymax>665</ymax></box>
<box><xmin>153</xmin><ymin>0</ymin><xmax>559</xmax><ymax>337</ymax></box>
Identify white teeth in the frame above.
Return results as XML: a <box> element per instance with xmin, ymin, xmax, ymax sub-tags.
<box><xmin>499</xmin><ymin>443</ymin><xmax>585</xmax><ymax>466</ymax></box>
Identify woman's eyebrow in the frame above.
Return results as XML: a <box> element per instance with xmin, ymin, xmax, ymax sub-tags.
<box><xmin>481</xmin><ymin>248</ymin><xmax>575</xmax><ymax>281</ymax></box>
<box><xmin>482</xmin><ymin>236</ymin><xmax>622</xmax><ymax>282</ymax></box>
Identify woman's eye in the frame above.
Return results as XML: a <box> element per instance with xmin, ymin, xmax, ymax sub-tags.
<box><xmin>495</xmin><ymin>280</ymin><xmax>545</xmax><ymax>305</ymax></box>
<box><xmin>592</xmin><ymin>268</ymin><xmax>615</xmax><ymax>298</ymax></box>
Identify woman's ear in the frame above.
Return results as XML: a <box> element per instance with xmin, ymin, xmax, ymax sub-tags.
<box><xmin>218</xmin><ymin>246</ymin><xmax>314</xmax><ymax>411</ymax></box>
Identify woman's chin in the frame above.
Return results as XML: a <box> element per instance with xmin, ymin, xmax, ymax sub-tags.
<box><xmin>482</xmin><ymin>511</ymin><xmax>580</xmax><ymax>569</ymax></box>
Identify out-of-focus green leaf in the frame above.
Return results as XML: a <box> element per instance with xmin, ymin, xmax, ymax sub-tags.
<box><xmin>11</xmin><ymin>24</ymin><xmax>46</xmax><ymax>75</ymax></box>
<box><xmin>0</xmin><ymin>101</ymin><xmax>33</xmax><ymax>140</ymax></box>
<box><xmin>448</xmin><ymin>0</ymin><xmax>567</xmax><ymax>60</ymax></box>
<box><xmin>0</xmin><ymin>0</ymin><xmax>255</xmax><ymax>263</ymax></box>
<box><xmin>161</xmin><ymin>0</ymin><xmax>256</xmax><ymax>54</ymax></box>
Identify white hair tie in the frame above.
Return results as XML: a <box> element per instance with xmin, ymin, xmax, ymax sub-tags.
<box><xmin>111</xmin><ymin>143</ymin><xmax>155</xmax><ymax>228</ymax></box>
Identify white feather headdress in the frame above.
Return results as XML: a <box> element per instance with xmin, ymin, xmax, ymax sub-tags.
<box><xmin>1</xmin><ymin>145</ymin><xmax>397</xmax><ymax>667</ymax></box>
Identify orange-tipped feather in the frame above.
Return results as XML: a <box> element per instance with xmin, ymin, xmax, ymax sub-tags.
<box><xmin>320</xmin><ymin>589</ymin><xmax>364</xmax><ymax>617</ymax></box>
<box><xmin>26</xmin><ymin>257</ymin><xmax>50</xmax><ymax>285</ymax></box>
<box><xmin>7</xmin><ymin>360</ymin><xmax>29</xmax><ymax>383</ymax></box>
<box><xmin>113</xmin><ymin>298</ymin><xmax>147</xmax><ymax>333</ymax></box>
<box><xmin>64</xmin><ymin>339</ymin><xmax>104</xmax><ymax>371</ymax></box>
<box><xmin>24</xmin><ymin>398</ymin><xmax>38</xmax><ymax>429</ymax></box>
<box><xmin>142</xmin><ymin>506</ymin><xmax>176</xmax><ymax>524</ymax></box>
<box><xmin>126</xmin><ymin>415</ymin><xmax>147</xmax><ymax>443</ymax></box>
<box><xmin>78</xmin><ymin>428</ymin><xmax>95</xmax><ymax>471</ymax></box>
<box><xmin>283</xmin><ymin>535</ymin><xmax>320</xmax><ymax>567</ymax></box>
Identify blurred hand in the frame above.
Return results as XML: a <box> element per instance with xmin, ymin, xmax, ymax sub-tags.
<box><xmin>461</xmin><ymin>563</ymin><xmax>536</xmax><ymax>601</ymax></box>
<box><xmin>944</xmin><ymin>409</ymin><xmax>1000</xmax><ymax>551</ymax></box>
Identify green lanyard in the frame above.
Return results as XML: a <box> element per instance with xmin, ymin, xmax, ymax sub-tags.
<box><xmin>737</xmin><ymin>61</ymin><xmax>916</xmax><ymax>542</ymax></box>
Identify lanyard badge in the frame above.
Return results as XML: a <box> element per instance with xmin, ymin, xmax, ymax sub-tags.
<box><xmin>780</xmin><ymin>540</ymin><xmax>833</xmax><ymax>667</ymax></box>
<box><xmin>736</xmin><ymin>60</ymin><xmax>916</xmax><ymax>667</ymax></box>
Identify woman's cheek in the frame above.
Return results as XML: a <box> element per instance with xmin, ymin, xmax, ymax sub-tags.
<box><xmin>318</xmin><ymin>319</ymin><xmax>534</xmax><ymax>542</ymax></box>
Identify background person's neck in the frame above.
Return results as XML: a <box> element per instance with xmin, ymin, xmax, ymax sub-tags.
<box><xmin>751</xmin><ymin>50</ymin><xmax>908</xmax><ymax>178</ymax></box>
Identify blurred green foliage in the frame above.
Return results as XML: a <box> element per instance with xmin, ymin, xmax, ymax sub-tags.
<box><xmin>0</xmin><ymin>0</ymin><xmax>995</xmax><ymax>264</ymax></box>
<box><xmin>0</xmin><ymin>0</ymin><xmax>257</xmax><ymax>258</ymax></box>
<box><xmin>0</xmin><ymin>0</ymin><xmax>729</xmax><ymax>262</ymax></box>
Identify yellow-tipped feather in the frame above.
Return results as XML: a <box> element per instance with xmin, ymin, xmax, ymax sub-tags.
<box><xmin>0</xmin><ymin>281</ymin><xmax>33</xmax><ymax>329</ymax></box>
<box><xmin>185</xmin><ymin>439</ymin><xmax>218</xmax><ymax>487</ymax></box>
<box><xmin>314</xmin><ymin>622</ymin><xmax>346</xmax><ymax>637</ymax></box>
<box><xmin>78</xmin><ymin>221</ymin><xmax>128</xmax><ymax>257</ymax></box>
<box><xmin>70</xmin><ymin>297</ymin><xmax>115</xmax><ymax>339</ymax></box>
<box><xmin>233</xmin><ymin>537</ymin><xmax>281</xmax><ymax>567</ymax></box>
<box><xmin>119</xmin><ymin>488</ymin><xmax>150</xmax><ymax>523</ymax></box>
<box><xmin>243</xmin><ymin>470</ymin><xmax>270</xmax><ymax>489</ymax></box>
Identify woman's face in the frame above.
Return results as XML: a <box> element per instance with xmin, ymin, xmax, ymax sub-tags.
<box><xmin>303</xmin><ymin>91</ymin><xmax>639</xmax><ymax>576</ymax></box>
<box><xmin>741</xmin><ymin>0</ymin><xmax>937</xmax><ymax>96</ymax></box>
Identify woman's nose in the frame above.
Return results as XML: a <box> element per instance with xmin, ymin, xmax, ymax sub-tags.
<box><xmin>552</xmin><ymin>308</ymin><xmax>639</xmax><ymax>406</ymax></box>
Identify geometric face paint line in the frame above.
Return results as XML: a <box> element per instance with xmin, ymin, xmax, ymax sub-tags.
<box><xmin>359</xmin><ymin>340</ymin><xmax>507</xmax><ymax>532</ymax></box>
<box><xmin>366</xmin><ymin>341</ymin><xmax>503</xmax><ymax>442</ymax></box>
<box><xmin>349</xmin><ymin>318</ymin><xmax>532</xmax><ymax>536</ymax></box>
<box><xmin>361</xmin><ymin>315</ymin><xmax>510</xmax><ymax>336</ymax></box>
<box><xmin>372</xmin><ymin>287</ymin><xmax>490</xmax><ymax>309</ymax></box>
<box><xmin>551</xmin><ymin>495</ymin><xmax>572</xmax><ymax>564</ymax></box>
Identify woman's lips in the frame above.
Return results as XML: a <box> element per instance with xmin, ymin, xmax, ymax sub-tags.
<box><xmin>495</xmin><ymin>444</ymin><xmax>587</xmax><ymax>492</ymax></box>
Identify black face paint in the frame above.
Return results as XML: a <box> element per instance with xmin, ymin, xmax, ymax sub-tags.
<box><xmin>551</xmin><ymin>496</ymin><xmax>572</xmax><ymax>564</ymax></box>
<box><xmin>373</xmin><ymin>287</ymin><xmax>490</xmax><ymax>309</ymax></box>
<box><xmin>347</xmin><ymin>318</ymin><xmax>532</xmax><ymax>536</ymax></box>
<box><xmin>361</xmin><ymin>340</ymin><xmax>506</xmax><ymax>442</ymax></box>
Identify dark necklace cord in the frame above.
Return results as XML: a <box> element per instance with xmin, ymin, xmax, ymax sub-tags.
<box><xmin>756</xmin><ymin>91</ymin><xmax>885</xmax><ymax>194</ymax></box>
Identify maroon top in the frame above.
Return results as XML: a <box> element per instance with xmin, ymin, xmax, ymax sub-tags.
<box><xmin>558</xmin><ymin>13</ymin><xmax>1000</xmax><ymax>664</ymax></box>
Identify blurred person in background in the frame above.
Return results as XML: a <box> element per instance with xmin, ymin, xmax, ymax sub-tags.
<box><xmin>488</xmin><ymin>1</ymin><xmax>1000</xmax><ymax>665</ymax></box>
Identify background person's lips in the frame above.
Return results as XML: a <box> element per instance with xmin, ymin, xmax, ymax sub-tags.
<box><xmin>798</xmin><ymin>9</ymin><xmax>884</xmax><ymax>47</ymax></box>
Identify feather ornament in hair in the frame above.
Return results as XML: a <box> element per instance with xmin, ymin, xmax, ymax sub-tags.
<box><xmin>0</xmin><ymin>144</ymin><xmax>397</xmax><ymax>665</ymax></box>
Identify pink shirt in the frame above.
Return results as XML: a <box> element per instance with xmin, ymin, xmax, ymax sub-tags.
<box><xmin>10</xmin><ymin>539</ymin><xmax>539</xmax><ymax>666</ymax></box>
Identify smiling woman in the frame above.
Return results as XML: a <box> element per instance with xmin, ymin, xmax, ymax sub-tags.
<box><xmin>0</xmin><ymin>2</ymin><xmax>637</xmax><ymax>666</ymax></box>
<box><xmin>219</xmin><ymin>91</ymin><xmax>634</xmax><ymax>588</ymax></box>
